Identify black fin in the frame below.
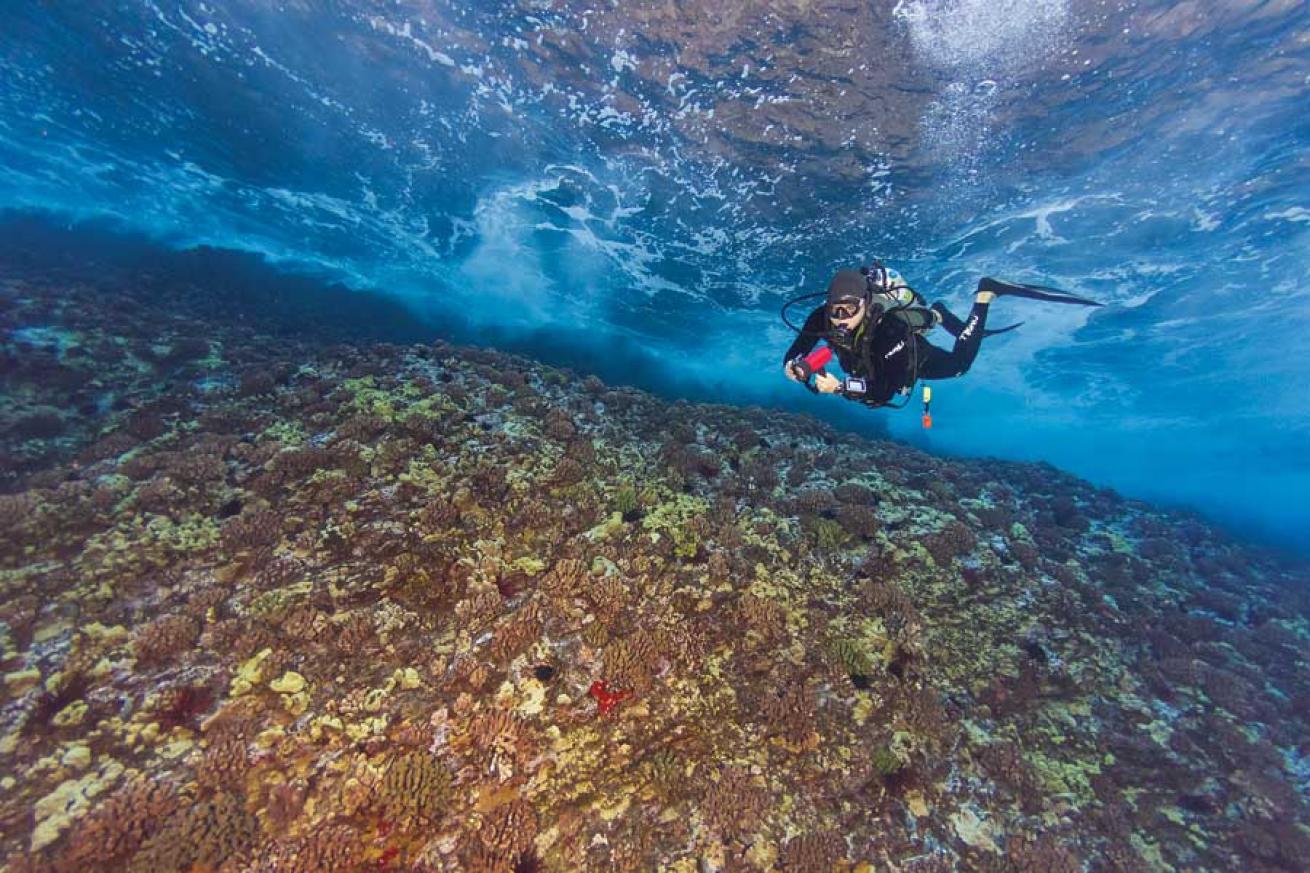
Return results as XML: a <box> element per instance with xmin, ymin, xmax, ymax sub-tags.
<box><xmin>978</xmin><ymin>277</ymin><xmax>1103</xmax><ymax>307</ymax></box>
<box><xmin>983</xmin><ymin>321</ymin><xmax>1023</xmax><ymax>337</ymax></box>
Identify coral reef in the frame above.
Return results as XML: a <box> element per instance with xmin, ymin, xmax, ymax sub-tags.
<box><xmin>1</xmin><ymin>258</ymin><xmax>1309</xmax><ymax>872</ymax></box>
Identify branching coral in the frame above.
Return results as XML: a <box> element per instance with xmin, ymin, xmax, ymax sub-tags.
<box><xmin>149</xmin><ymin>683</ymin><xmax>217</xmax><ymax>732</ymax></box>
<box><xmin>455</xmin><ymin>588</ymin><xmax>504</xmax><ymax>634</ymax></box>
<box><xmin>220</xmin><ymin>508</ymin><xmax>282</xmax><ymax>554</ymax></box>
<box><xmin>923</xmin><ymin>519</ymin><xmax>977</xmax><ymax>566</ymax></box>
<box><xmin>334</xmin><ymin>610</ymin><xmax>379</xmax><ymax>656</ymax></box>
<box><xmin>132</xmin><ymin>613</ymin><xmax>201</xmax><ymax>666</ymax></box>
<box><xmin>476</xmin><ymin>798</ymin><xmax>538</xmax><ymax>862</ymax></box>
<box><xmin>701</xmin><ymin>765</ymin><xmax>769</xmax><ymax>837</ymax></box>
<box><xmin>377</xmin><ymin>750</ymin><xmax>453</xmax><ymax>824</ymax></box>
<box><xmin>586</xmin><ymin>574</ymin><xmax>630</xmax><ymax>625</ymax></box>
<box><xmin>194</xmin><ymin>732</ymin><xmax>250</xmax><ymax>790</ymax></box>
<box><xmin>248</xmin><ymin>821</ymin><xmax>360</xmax><ymax>873</ymax></box>
<box><xmin>464</xmin><ymin>707</ymin><xmax>532</xmax><ymax>777</ymax></box>
<box><xmin>759</xmin><ymin>680</ymin><xmax>819</xmax><ymax>745</ymax></box>
<box><xmin>737</xmin><ymin>593</ymin><xmax>787</xmax><ymax>643</ymax></box>
<box><xmin>540</xmin><ymin>557</ymin><xmax>589</xmax><ymax>601</ymax></box>
<box><xmin>1002</xmin><ymin>831</ymin><xmax>1084</xmax><ymax>873</ymax></box>
<box><xmin>603</xmin><ymin>628</ymin><xmax>660</xmax><ymax>695</ymax></box>
<box><xmin>260</xmin><ymin>781</ymin><xmax>307</xmax><ymax>835</ymax></box>
<box><xmin>488</xmin><ymin>611</ymin><xmax>542</xmax><ymax>665</ymax></box>
<box><xmin>780</xmin><ymin>830</ymin><xmax>846</xmax><ymax>873</ymax></box>
<box><xmin>55</xmin><ymin>776</ymin><xmax>178</xmax><ymax>872</ymax></box>
<box><xmin>127</xmin><ymin>790</ymin><xmax>258</xmax><ymax>873</ymax></box>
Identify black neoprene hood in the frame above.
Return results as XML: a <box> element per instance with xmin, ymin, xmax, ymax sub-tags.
<box><xmin>826</xmin><ymin>269</ymin><xmax>867</xmax><ymax>305</ymax></box>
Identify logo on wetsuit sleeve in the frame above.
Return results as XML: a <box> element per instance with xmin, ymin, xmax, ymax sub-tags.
<box><xmin>883</xmin><ymin>340</ymin><xmax>906</xmax><ymax>359</ymax></box>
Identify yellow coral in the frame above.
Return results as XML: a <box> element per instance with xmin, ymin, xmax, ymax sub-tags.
<box><xmin>269</xmin><ymin>671</ymin><xmax>306</xmax><ymax>694</ymax></box>
<box><xmin>229</xmin><ymin>647</ymin><xmax>272</xmax><ymax>696</ymax></box>
<box><xmin>30</xmin><ymin>756</ymin><xmax>124</xmax><ymax>852</ymax></box>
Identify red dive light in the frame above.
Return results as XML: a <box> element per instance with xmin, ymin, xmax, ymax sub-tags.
<box><xmin>790</xmin><ymin>345</ymin><xmax>833</xmax><ymax>381</ymax></box>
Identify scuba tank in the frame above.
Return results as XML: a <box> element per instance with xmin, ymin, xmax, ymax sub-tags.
<box><xmin>863</xmin><ymin>263</ymin><xmax>931</xmax><ymax>330</ymax></box>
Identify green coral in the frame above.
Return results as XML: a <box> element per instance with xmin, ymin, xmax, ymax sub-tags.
<box><xmin>341</xmin><ymin>376</ymin><xmax>399</xmax><ymax>418</ymax></box>
<box><xmin>341</xmin><ymin>374</ymin><xmax>459</xmax><ymax>423</ymax></box>
<box><xmin>869</xmin><ymin>745</ymin><xmax>904</xmax><ymax>776</ymax></box>
<box><xmin>828</xmin><ymin>637</ymin><xmax>874</xmax><ymax>676</ymax></box>
<box><xmin>136</xmin><ymin>514</ymin><xmax>220</xmax><ymax>556</ymax></box>
<box><xmin>642</xmin><ymin>493</ymin><xmax>709</xmax><ymax>559</ymax></box>
<box><xmin>615</xmin><ymin>482</ymin><xmax>640</xmax><ymax>517</ymax></box>
<box><xmin>1028</xmin><ymin>749</ymin><xmax>1101</xmax><ymax>807</ymax></box>
<box><xmin>639</xmin><ymin>748</ymin><xmax>684</xmax><ymax>801</ymax></box>
<box><xmin>802</xmin><ymin>516</ymin><xmax>848</xmax><ymax>551</ymax></box>
<box><xmin>259</xmin><ymin>419</ymin><xmax>306</xmax><ymax>446</ymax></box>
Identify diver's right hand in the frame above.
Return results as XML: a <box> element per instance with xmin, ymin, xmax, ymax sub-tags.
<box><xmin>783</xmin><ymin>361</ymin><xmax>804</xmax><ymax>383</ymax></box>
<box><xmin>814</xmin><ymin>372</ymin><xmax>842</xmax><ymax>394</ymax></box>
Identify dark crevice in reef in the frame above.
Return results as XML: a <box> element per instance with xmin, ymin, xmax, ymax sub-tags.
<box><xmin>1</xmin><ymin>212</ymin><xmax>1309</xmax><ymax>871</ymax></box>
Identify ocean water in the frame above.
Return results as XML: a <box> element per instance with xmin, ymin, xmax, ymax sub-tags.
<box><xmin>1</xmin><ymin>2</ymin><xmax>1309</xmax><ymax>872</ymax></box>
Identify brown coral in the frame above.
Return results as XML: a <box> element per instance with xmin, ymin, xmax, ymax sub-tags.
<box><xmin>1003</xmin><ymin>831</ymin><xmax>1083</xmax><ymax>873</ymax></box>
<box><xmin>737</xmin><ymin>593</ymin><xmax>787</xmax><ymax>643</ymax></box>
<box><xmin>149</xmin><ymin>683</ymin><xmax>217</xmax><ymax>732</ymax></box>
<box><xmin>835</xmin><ymin>503</ymin><xmax>880</xmax><ymax>539</ymax></box>
<box><xmin>261</xmin><ymin>781</ymin><xmax>306</xmax><ymax>834</ymax></box>
<box><xmin>701</xmin><ymin>765</ymin><xmax>768</xmax><ymax>837</ymax></box>
<box><xmin>540</xmin><ymin>558</ymin><xmax>589</xmax><ymax>601</ymax></box>
<box><xmin>542</xmin><ymin>408</ymin><xmax>576</xmax><ymax>440</ymax></box>
<box><xmin>132</xmin><ymin>613</ymin><xmax>201</xmax><ymax>666</ymax></box>
<box><xmin>334</xmin><ymin>610</ymin><xmax>378</xmax><ymax>655</ymax></box>
<box><xmin>195</xmin><ymin>733</ymin><xmax>250</xmax><ymax>789</ymax></box>
<box><xmin>923</xmin><ymin>519</ymin><xmax>977</xmax><ymax>566</ymax></box>
<box><xmin>586</xmin><ymin>573</ymin><xmax>630</xmax><ymax>625</ymax></box>
<box><xmin>466</xmin><ymin>707</ymin><xmax>530</xmax><ymax>774</ymax></box>
<box><xmin>476</xmin><ymin>798</ymin><xmax>538</xmax><ymax>861</ymax></box>
<box><xmin>455</xmin><ymin>588</ymin><xmax>504</xmax><ymax>633</ymax></box>
<box><xmin>250</xmin><ymin>822</ymin><xmax>361</xmax><ymax>873</ymax></box>
<box><xmin>760</xmin><ymin>680</ymin><xmax>819</xmax><ymax>745</ymax></box>
<box><xmin>604</xmin><ymin>629</ymin><xmax>660</xmax><ymax>695</ymax></box>
<box><xmin>128</xmin><ymin>790</ymin><xmax>258</xmax><ymax>873</ymax></box>
<box><xmin>779</xmin><ymin>830</ymin><xmax>846</xmax><ymax>873</ymax></box>
<box><xmin>252</xmin><ymin>556</ymin><xmax>304</xmax><ymax>590</ymax></box>
<box><xmin>488</xmin><ymin>611</ymin><xmax>542</xmax><ymax>665</ymax></box>
<box><xmin>220</xmin><ymin>508</ymin><xmax>282</xmax><ymax>553</ymax></box>
<box><xmin>56</xmin><ymin>776</ymin><xmax>178</xmax><ymax>872</ymax></box>
<box><xmin>377</xmin><ymin>750</ymin><xmax>452</xmax><ymax>823</ymax></box>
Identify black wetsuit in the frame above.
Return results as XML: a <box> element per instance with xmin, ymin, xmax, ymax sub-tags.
<box><xmin>783</xmin><ymin>299</ymin><xmax>991</xmax><ymax>407</ymax></box>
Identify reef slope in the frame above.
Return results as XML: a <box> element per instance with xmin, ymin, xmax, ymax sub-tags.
<box><xmin>1</xmin><ymin>258</ymin><xmax>1309</xmax><ymax>872</ymax></box>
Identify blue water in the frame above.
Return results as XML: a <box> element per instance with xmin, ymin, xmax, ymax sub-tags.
<box><xmin>2</xmin><ymin>1</ymin><xmax>1308</xmax><ymax>554</ymax></box>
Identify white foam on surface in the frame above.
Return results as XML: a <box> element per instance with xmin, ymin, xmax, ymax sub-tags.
<box><xmin>894</xmin><ymin>0</ymin><xmax>1070</xmax><ymax>71</ymax></box>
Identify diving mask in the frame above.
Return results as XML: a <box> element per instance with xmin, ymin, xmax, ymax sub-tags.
<box><xmin>827</xmin><ymin>300</ymin><xmax>863</xmax><ymax>321</ymax></box>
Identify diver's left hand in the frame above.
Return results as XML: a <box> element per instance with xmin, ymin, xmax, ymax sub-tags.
<box><xmin>814</xmin><ymin>373</ymin><xmax>841</xmax><ymax>394</ymax></box>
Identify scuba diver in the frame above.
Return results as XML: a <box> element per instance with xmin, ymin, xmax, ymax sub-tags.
<box><xmin>782</xmin><ymin>264</ymin><xmax>1101</xmax><ymax>412</ymax></box>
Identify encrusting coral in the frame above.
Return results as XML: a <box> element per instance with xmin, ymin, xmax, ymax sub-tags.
<box><xmin>1</xmin><ymin>256</ymin><xmax>1309</xmax><ymax>872</ymax></box>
